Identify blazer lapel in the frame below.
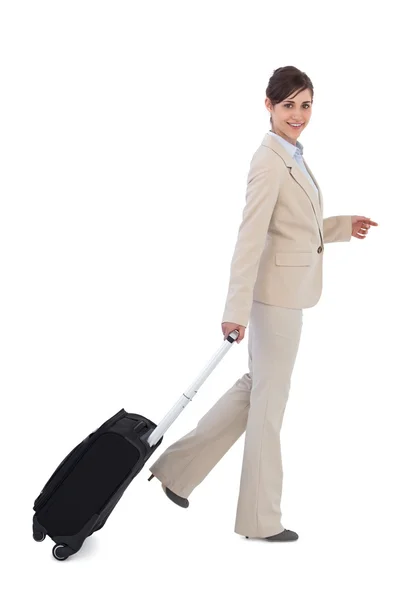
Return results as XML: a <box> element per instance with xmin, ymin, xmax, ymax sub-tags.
<box><xmin>303</xmin><ymin>158</ymin><xmax>323</xmax><ymax>214</ymax></box>
<box><xmin>288</xmin><ymin>162</ymin><xmax>323</xmax><ymax>231</ymax></box>
<box><xmin>262</xmin><ymin>134</ymin><xmax>323</xmax><ymax>234</ymax></box>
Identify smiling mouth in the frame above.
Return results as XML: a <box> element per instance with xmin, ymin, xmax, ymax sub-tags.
<box><xmin>287</xmin><ymin>123</ymin><xmax>304</xmax><ymax>128</ymax></box>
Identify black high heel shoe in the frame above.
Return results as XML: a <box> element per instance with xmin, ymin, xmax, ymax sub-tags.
<box><xmin>148</xmin><ymin>473</ymin><xmax>189</xmax><ymax>508</ymax></box>
<box><xmin>246</xmin><ymin>529</ymin><xmax>299</xmax><ymax>542</ymax></box>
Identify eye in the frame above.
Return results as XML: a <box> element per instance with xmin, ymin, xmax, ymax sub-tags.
<box><xmin>284</xmin><ymin>103</ymin><xmax>311</xmax><ymax>109</ymax></box>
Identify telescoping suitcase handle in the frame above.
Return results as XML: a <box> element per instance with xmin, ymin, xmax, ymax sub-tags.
<box><xmin>146</xmin><ymin>329</ymin><xmax>240</xmax><ymax>447</ymax></box>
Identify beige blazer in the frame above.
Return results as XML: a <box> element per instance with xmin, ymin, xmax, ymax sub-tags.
<box><xmin>221</xmin><ymin>132</ymin><xmax>352</xmax><ymax>328</ymax></box>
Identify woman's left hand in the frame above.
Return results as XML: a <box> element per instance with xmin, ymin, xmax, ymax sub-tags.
<box><xmin>351</xmin><ymin>215</ymin><xmax>379</xmax><ymax>239</ymax></box>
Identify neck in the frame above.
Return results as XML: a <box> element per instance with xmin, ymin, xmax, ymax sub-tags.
<box><xmin>271</xmin><ymin>126</ymin><xmax>297</xmax><ymax>146</ymax></box>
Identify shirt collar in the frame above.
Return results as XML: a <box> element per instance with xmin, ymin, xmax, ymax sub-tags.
<box><xmin>268</xmin><ymin>130</ymin><xmax>304</xmax><ymax>158</ymax></box>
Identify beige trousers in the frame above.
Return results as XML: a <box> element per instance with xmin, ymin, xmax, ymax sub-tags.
<box><xmin>148</xmin><ymin>301</ymin><xmax>303</xmax><ymax>538</ymax></box>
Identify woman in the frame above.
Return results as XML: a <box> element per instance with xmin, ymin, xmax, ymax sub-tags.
<box><xmin>148</xmin><ymin>66</ymin><xmax>378</xmax><ymax>542</ymax></box>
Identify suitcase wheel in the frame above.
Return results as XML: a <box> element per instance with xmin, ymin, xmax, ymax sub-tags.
<box><xmin>33</xmin><ymin>530</ymin><xmax>46</xmax><ymax>542</ymax></box>
<box><xmin>52</xmin><ymin>544</ymin><xmax>73</xmax><ymax>561</ymax></box>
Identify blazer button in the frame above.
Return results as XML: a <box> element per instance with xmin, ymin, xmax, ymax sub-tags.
<box><xmin>317</xmin><ymin>246</ymin><xmax>323</xmax><ymax>253</ymax></box>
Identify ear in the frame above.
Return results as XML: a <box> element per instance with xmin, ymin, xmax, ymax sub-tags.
<box><xmin>264</xmin><ymin>97</ymin><xmax>272</xmax><ymax>114</ymax></box>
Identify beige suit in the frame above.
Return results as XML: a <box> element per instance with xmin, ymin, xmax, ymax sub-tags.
<box><xmin>149</xmin><ymin>132</ymin><xmax>352</xmax><ymax>538</ymax></box>
<box><xmin>221</xmin><ymin>132</ymin><xmax>352</xmax><ymax>327</ymax></box>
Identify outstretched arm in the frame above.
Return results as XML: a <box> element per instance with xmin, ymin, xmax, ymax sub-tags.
<box><xmin>323</xmin><ymin>215</ymin><xmax>352</xmax><ymax>243</ymax></box>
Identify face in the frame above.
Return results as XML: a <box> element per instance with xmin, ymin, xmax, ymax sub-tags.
<box><xmin>265</xmin><ymin>88</ymin><xmax>313</xmax><ymax>145</ymax></box>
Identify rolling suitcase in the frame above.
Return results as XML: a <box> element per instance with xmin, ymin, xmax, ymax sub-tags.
<box><xmin>32</xmin><ymin>329</ymin><xmax>239</xmax><ymax>561</ymax></box>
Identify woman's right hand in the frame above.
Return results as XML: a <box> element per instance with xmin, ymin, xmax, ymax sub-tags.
<box><xmin>221</xmin><ymin>322</ymin><xmax>246</xmax><ymax>344</ymax></box>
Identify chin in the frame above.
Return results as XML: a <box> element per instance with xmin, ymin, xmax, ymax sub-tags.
<box><xmin>287</xmin><ymin>126</ymin><xmax>303</xmax><ymax>136</ymax></box>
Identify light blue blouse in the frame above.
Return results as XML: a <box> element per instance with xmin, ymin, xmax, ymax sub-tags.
<box><xmin>268</xmin><ymin>130</ymin><xmax>319</xmax><ymax>197</ymax></box>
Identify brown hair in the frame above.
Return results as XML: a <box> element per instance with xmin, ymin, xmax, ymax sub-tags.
<box><xmin>266</xmin><ymin>66</ymin><xmax>314</xmax><ymax>124</ymax></box>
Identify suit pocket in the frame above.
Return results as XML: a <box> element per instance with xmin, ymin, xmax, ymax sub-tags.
<box><xmin>275</xmin><ymin>252</ymin><xmax>312</xmax><ymax>266</ymax></box>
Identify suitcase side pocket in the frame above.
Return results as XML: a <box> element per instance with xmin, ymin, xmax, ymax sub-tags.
<box><xmin>33</xmin><ymin>409</ymin><xmax>127</xmax><ymax>512</ymax></box>
<box><xmin>33</xmin><ymin>438</ymin><xmax>89</xmax><ymax>512</ymax></box>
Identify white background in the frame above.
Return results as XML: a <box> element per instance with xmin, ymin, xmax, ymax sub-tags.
<box><xmin>1</xmin><ymin>1</ymin><xmax>399</xmax><ymax>598</ymax></box>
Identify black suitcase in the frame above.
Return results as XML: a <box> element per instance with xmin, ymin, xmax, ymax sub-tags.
<box><xmin>32</xmin><ymin>330</ymin><xmax>239</xmax><ymax>561</ymax></box>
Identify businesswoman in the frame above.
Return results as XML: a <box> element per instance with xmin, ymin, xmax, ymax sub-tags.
<box><xmin>148</xmin><ymin>66</ymin><xmax>378</xmax><ymax>542</ymax></box>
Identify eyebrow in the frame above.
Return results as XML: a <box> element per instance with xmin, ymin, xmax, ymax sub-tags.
<box><xmin>286</xmin><ymin>99</ymin><xmax>312</xmax><ymax>103</ymax></box>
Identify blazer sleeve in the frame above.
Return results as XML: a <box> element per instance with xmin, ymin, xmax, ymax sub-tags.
<box><xmin>323</xmin><ymin>215</ymin><xmax>352</xmax><ymax>243</ymax></box>
<box><xmin>221</xmin><ymin>161</ymin><xmax>284</xmax><ymax>328</ymax></box>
